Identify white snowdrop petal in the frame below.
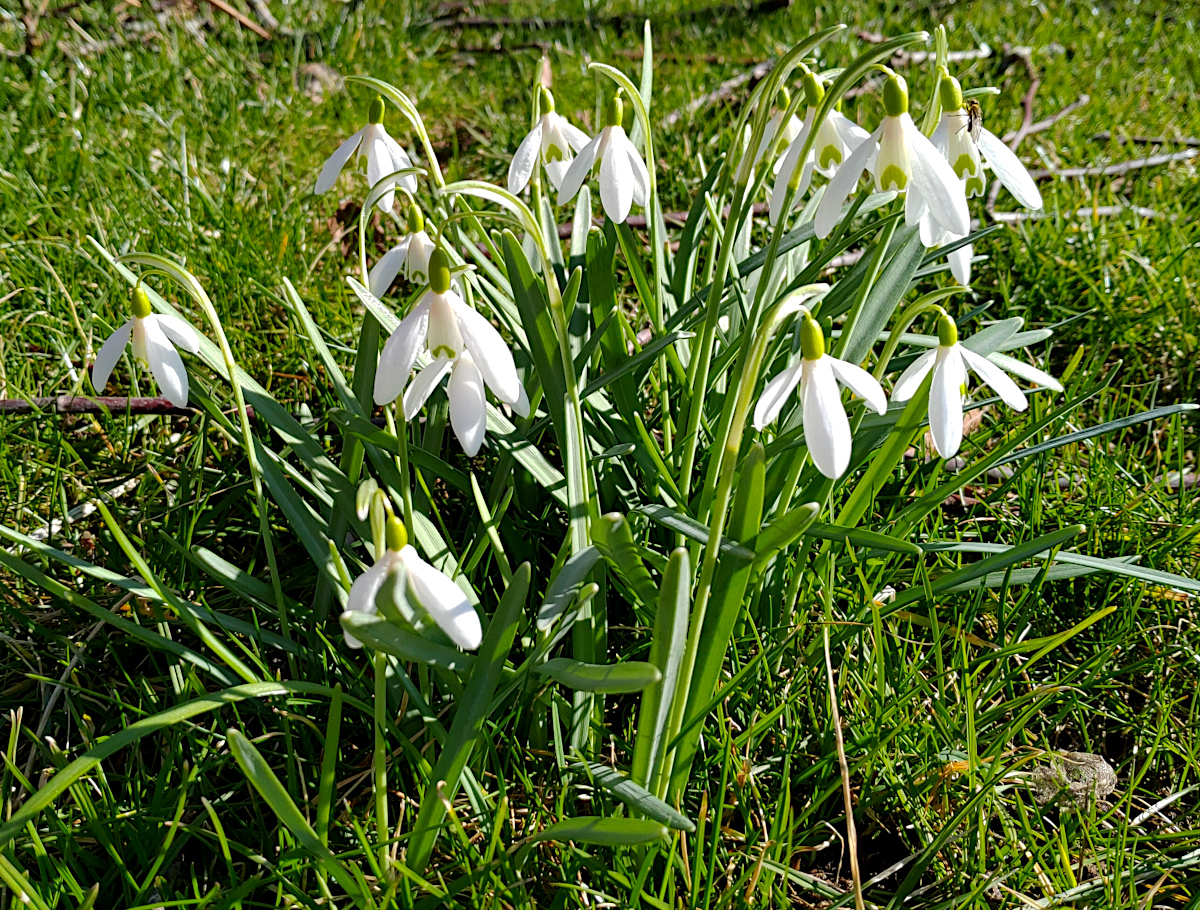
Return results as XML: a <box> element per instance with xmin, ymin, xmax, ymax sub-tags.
<box><xmin>401</xmin><ymin>546</ymin><xmax>482</xmax><ymax>650</ymax></box>
<box><xmin>828</xmin><ymin>356</ymin><xmax>888</xmax><ymax>415</ymax></box>
<box><xmin>814</xmin><ymin>132</ymin><xmax>878</xmax><ymax>239</ymax></box>
<box><xmin>369</xmin><ymin>241</ymin><xmax>410</xmax><ymax>298</ymax></box>
<box><xmin>508</xmin><ymin>122</ymin><xmax>543</xmax><ymax>195</ymax></box>
<box><xmin>91</xmin><ymin>320</ymin><xmax>133</xmax><ymax>394</ymax></box>
<box><xmin>543</xmin><ymin>159</ymin><xmax>571</xmax><ymax>190</ymax></box>
<box><xmin>904</xmin><ymin>116</ymin><xmax>971</xmax><ymax>236</ymax></box>
<box><xmin>832</xmin><ymin>112</ymin><xmax>871</xmax><ymax>149</ymax></box>
<box><xmin>557</xmin><ymin>134</ymin><xmax>601</xmax><ymax>206</ymax></box>
<box><xmin>753</xmin><ymin>363</ymin><xmax>803</xmax><ymax>430</ymax></box>
<box><xmin>380</xmin><ymin>129</ymin><xmax>418</xmax><ymax>193</ymax></box>
<box><xmin>960</xmin><ymin>347</ymin><xmax>1028</xmax><ymax>411</ymax></box>
<box><xmin>622</xmin><ymin>136</ymin><xmax>650</xmax><ymax>207</ymax></box>
<box><xmin>561</xmin><ymin>121</ymin><xmax>591</xmax><ymax>152</ymax></box>
<box><xmin>142</xmin><ymin>315</ymin><xmax>189</xmax><ymax>407</ymax></box>
<box><xmin>803</xmin><ymin>358</ymin><xmax>852</xmax><ymax>479</ymax></box>
<box><xmin>987</xmin><ymin>351</ymin><xmax>1064</xmax><ymax>392</ymax></box>
<box><xmin>315</xmin><ymin>127</ymin><xmax>365</xmax><ymax>195</ymax></box>
<box><xmin>948</xmin><ymin>241</ymin><xmax>973</xmax><ymax>286</ymax></box>
<box><xmin>402</xmin><ymin>354</ymin><xmax>452</xmax><ymax>420</ymax></box>
<box><xmin>511</xmin><ymin>382</ymin><xmax>530</xmax><ymax>418</ymax></box>
<box><xmin>152</xmin><ymin>314</ymin><xmax>200</xmax><ymax>353</ymax></box>
<box><xmin>978</xmin><ymin>128</ymin><xmax>1043</xmax><ymax>210</ymax></box>
<box><xmin>374</xmin><ymin>299</ymin><xmax>430</xmax><ymax>406</ymax></box>
<box><xmin>453</xmin><ymin>299</ymin><xmax>521</xmax><ymax>403</ymax></box>
<box><xmin>448</xmin><ymin>354</ymin><xmax>487</xmax><ymax>456</ymax></box>
<box><xmin>366</xmin><ymin>133</ymin><xmax>396</xmax><ymax>212</ymax></box>
<box><xmin>599</xmin><ymin>133</ymin><xmax>635</xmax><ymax>223</ymax></box>
<box><xmin>891</xmin><ymin>349</ymin><xmax>937</xmax><ymax>401</ymax></box>
<box><xmin>342</xmin><ymin>556</ymin><xmax>392</xmax><ymax>648</ymax></box>
<box><xmin>769</xmin><ymin>138</ymin><xmax>812</xmax><ymax>224</ymax></box>
<box><xmin>928</xmin><ymin>349</ymin><xmax>966</xmax><ymax>458</ymax></box>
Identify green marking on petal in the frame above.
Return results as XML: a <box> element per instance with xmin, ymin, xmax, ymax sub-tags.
<box><xmin>879</xmin><ymin>164</ymin><xmax>908</xmax><ymax>191</ymax></box>
<box><xmin>952</xmin><ymin>153</ymin><xmax>978</xmax><ymax>179</ymax></box>
<box><xmin>819</xmin><ymin>144</ymin><xmax>842</xmax><ymax>170</ymax></box>
<box><xmin>544</xmin><ymin>143</ymin><xmax>564</xmax><ymax>163</ymax></box>
<box><xmin>431</xmin><ymin>344</ymin><xmax>456</xmax><ymax>360</ymax></box>
<box><xmin>965</xmin><ymin>175</ymin><xmax>986</xmax><ymax>197</ymax></box>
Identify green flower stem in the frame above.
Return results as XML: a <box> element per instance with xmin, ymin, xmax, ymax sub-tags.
<box><xmin>871</xmin><ymin>298</ymin><xmax>954</xmax><ymax>381</ymax></box>
<box><xmin>374</xmin><ymin>648</ymin><xmax>390</xmax><ymax>873</ymax></box>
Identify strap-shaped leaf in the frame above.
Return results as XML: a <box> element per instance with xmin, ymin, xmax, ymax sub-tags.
<box><xmin>636</xmin><ymin>503</ymin><xmax>754</xmax><ymax>560</ymax></box>
<box><xmin>533</xmin><ymin>816</ymin><xmax>668</xmax><ymax>846</ymax></box>
<box><xmin>535</xmin><ymin>658</ymin><xmax>661</xmax><ymax>693</ymax></box>
<box><xmin>339</xmin><ymin>613</ymin><xmax>477</xmax><ymax>672</ymax></box>
<box><xmin>804</xmin><ymin>522</ymin><xmax>923</xmax><ymax>556</ymax></box>
<box><xmin>574</xmin><ymin>761</ymin><xmax>694</xmax><ymax>832</ymax></box>
<box><xmin>538</xmin><ymin>546</ymin><xmax>602</xmax><ymax>630</ymax></box>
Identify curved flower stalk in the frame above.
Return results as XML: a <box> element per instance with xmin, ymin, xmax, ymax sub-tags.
<box><xmin>374</xmin><ymin>248</ymin><xmax>528</xmax><ymax>456</ymax></box>
<box><xmin>92</xmin><ymin>285</ymin><xmax>200</xmax><ymax>408</ymax></box>
<box><xmin>769</xmin><ymin>68</ymin><xmax>872</xmax><ymax>224</ymax></box>
<box><xmin>342</xmin><ymin>513</ymin><xmax>481</xmax><ymax>651</ymax></box>
<box><xmin>752</xmin><ymin>87</ymin><xmax>805</xmax><ymax>168</ymax></box>
<box><xmin>508</xmin><ymin>86</ymin><xmax>591</xmax><ymax>193</ymax></box>
<box><xmin>922</xmin><ymin>72</ymin><xmax>1045</xmax><ymax>284</ymax></box>
<box><xmin>557</xmin><ymin>92</ymin><xmax>649</xmax><ymax>224</ymax></box>
<box><xmin>891</xmin><ymin>311</ymin><xmax>1063</xmax><ymax>458</ymax></box>
<box><xmin>814</xmin><ymin>72</ymin><xmax>969</xmax><ymax>242</ymax></box>
<box><xmin>314</xmin><ymin>94</ymin><xmax>418</xmax><ymax>213</ymax></box>
<box><xmin>753</xmin><ymin>308</ymin><xmax>888</xmax><ymax>479</ymax></box>
<box><xmin>369</xmin><ymin>203</ymin><xmax>437</xmax><ymax>295</ymax></box>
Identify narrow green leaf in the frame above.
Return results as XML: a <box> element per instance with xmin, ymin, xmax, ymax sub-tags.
<box><xmin>533</xmin><ymin>816</ymin><xmax>668</xmax><ymax>846</ymax></box>
<box><xmin>752</xmin><ymin>501</ymin><xmax>821</xmax><ymax>568</ymax></box>
<box><xmin>535</xmin><ymin>658</ymin><xmax>661</xmax><ymax>693</ymax></box>
<box><xmin>635</xmin><ymin>503</ymin><xmax>754</xmax><ymax>560</ymax></box>
<box><xmin>339</xmin><ymin>613</ymin><xmax>477</xmax><ymax>672</ymax></box>
<box><xmin>575</xmin><ymin>762</ymin><xmax>694</xmax><ymax>832</ymax></box>
<box><xmin>592</xmin><ymin>513</ymin><xmax>660</xmax><ymax>610</ymax></box>
<box><xmin>538</xmin><ymin>546</ymin><xmax>602</xmax><ymax>631</ymax></box>
<box><xmin>804</xmin><ymin>522</ymin><xmax>923</xmax><ymax>556</ymax></box>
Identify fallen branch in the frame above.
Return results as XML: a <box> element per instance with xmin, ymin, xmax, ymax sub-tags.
<box><xmin>1092</xmin><ymin>130</ymin><xmax>1200</xmax><ymax>149</ymax></box>
<box><xmin>663</xmin><ymin>60</ymin><xmax>774</xmax><ymax>128</ymax></box>
<box><xmin>202</xmin><ymin>0</ymin><xmax>272</xmax><ymax>40</ymax></box>
<box><xmin>989</xmin><ymin>205</ymin><xmax>1168</xmax><ymax>222</ymax></box>
<box><xmin>0</xmin><ymin>396</ymin><xmax>205</xmax><ymax>417</ymax></box>
<box><xmin>1027</xmin><ymin>149</ymin><xmax>1198</xmax><ymax>180</ymax></box>
<box><xmin>1003</xmin><ymin>44</ymin><xmax>1040</xmax><ymax>151</ymax></box>
<box><xmin>1002</xmin><ymin>94</ymin><xmax>1089</xmax><ymax>144</ymax></box>
<box><xmin>854</xmin><ymin>31</ymin><xmax>991</xmax><ymax>65</ymax></box>
<box><xmin>431</xmin><ymin>0</ymin><xmax>790</xmax><ymax>31</ymax></box>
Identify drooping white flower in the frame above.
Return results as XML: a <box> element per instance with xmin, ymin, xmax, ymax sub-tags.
<box><xmin>557</xmin><ymin>92</ymin><xmax>650</xmax><ymax>224</ymax></box>
<box><xmin>342</xmin><ymin>515</ymin><xmax>481</xmax><ymax>651</ymax></box>
<box><xmin>314</xmin><ymin>94</ymin><xmax>418</xmax><ymax>213</ymax></box>
<box><xmin>890</xmin><ymin>312</ymin><xmax>1063</xmax><ymax>458</ymax></box>
<box><xmin>508</xmin><ymin>87</ymin><xmax>591</xmax><ymax>193</ymax></box>
<box><xmin>91</xmin><ymin>286</ymin><xmax>200</xmax><ymax>408</ymax></box>
<box><xmin>374</xmin><ymin>248</ymin><xmax>528</xmax><ymax>455</ymax></box>
<box><xmin>753</xmin><ymin>308</ymin><xmax>888</xmax><ymax>479</ymax></box>
<box><xmin>814</xmin><ymin>73</ymin><xmax>970</xmax><ymax>243</ymax></box>
<box><xmin>752</xmin><ymin>87</ymin><xmax>805</xmax><ymax>167</ymax></box>
<box><xmin>770</xmin><ymin>68</ymin><xmax>872</xmax><ymax>224</ymax></box>
<box><xmin>369</xmin><ymin>204</ymin><xmax>437</xmax><ymax>295</ymax></box>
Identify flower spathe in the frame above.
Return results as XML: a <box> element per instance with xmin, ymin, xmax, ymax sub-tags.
<box><xmin>770</xmin><ymin>69</ymin><xmax>872</xmax><ymax>224</ymax></box>
<box><xmin>374</xmin><ymin>248</ymin><xmax>528</xmax><ymax>456</ymax></box>
<box><xmin>314</xmin><ymin>95</ymin><xmax>418</xmax><ymax>213</ymax></box>
<box><xmin>369</xmin><ymin>204</ymin><xmax>437</xmax><ymax>295</ymax></box>
<box><xmin>891</xmin><ymin>313</ymin><xmax>1063</xmax><ymax>458</ymax></box>
<box><xmin>557</xmin><ymin>93</ymin><xmax>650</xmax><ymax>224</ymax></box>
<box><xmin>753</xmin><ymin>309</ymin><xmax>888</xmax><ymax>479</ymax></box>
<box><xmin>814</xmin><ymin>73</ymin><xmax>970</xmax><ymax>243</ymax></box>
<box><xmin>342</xmin><ymin>515</ymin><xmax>481</xmax><ymax>651</ymax></box>
<box><xmin>508</xmin><ymin>87</ymin><xmax>591</xmax><ymax>193</ymax></box>
<box><xmin>92</xmin><ymin>286</ymin><xmax>201</xmax><ymax>408</ymax></box>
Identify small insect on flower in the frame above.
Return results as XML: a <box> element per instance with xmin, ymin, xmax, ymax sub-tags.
<box><xmin>962</xmin><ymin>98</ymin><xmax>983</xmax><ymax>145</ymax></box>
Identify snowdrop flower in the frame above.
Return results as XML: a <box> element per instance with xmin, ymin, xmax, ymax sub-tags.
<box><xmin>920</xmin><ymin>73</ymin><xmax>1044</xmax><ymax>285</ymax></box>
<box><xmin>342</xmin><ymin>514</ymin><xmax>481</xmax><ymax>651</ymax></box>
<box><xmin>374</xmin><ymin>248</ymin><xmax>527</xmax><ymax>455</ymax></box>
<box><xmin>314</xmin><ymin>95</ymin><xmax>418</xmax><ymax>213</ymax></box>
<box><xmin>770</xmin><ymin>67</ymin><xmax>872</xmax><ymax>224</ymax></box>
<box><xmin>752</xmin><ymin>88</ymin><xmax>805</xmax><ymax>167</ymax></box>
<box><xmin>814</xmin><ymin>73</ymin><xmax>969</xmax><ymax>243</ymax></box>
<box><xmin>891</xmin><ymin>311</ymin><xmax>1063</xmax><ymax>458</ymax></box>
<box><xmin>508</xmin><ymin>86</ymin><xmax>591</xmax><ymax>193</ymax></box>
<box><xmin>558</xmin><ymin>92</ymin><xmax>650</xmax><ymax>224</ymax></box>
<box><xmin>369</xmin><ymin>203</ymin><xmax>437</xmax><ymax>295</ymax></box>
<box><xmin>91</xmin><ymin>286</ymin><xmax>200</xmax><ymax>408</ymax></box>
<box><xmin>753</xmin><ymin>308</ymin><xmax>888</xmax><ymax>479</ymax></box>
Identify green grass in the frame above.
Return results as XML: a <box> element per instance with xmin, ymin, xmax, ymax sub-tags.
<box><xmin>3</xmin><ymin>0</ymin><xmax>1200</xmax><ymax>907</ymax></box>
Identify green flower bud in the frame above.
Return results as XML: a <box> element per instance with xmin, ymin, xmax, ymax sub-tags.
<box><xmin>385</xmin><ymin>514</ymin><xmax>409</xmax><ymax>551</ymax></box>
<box><xmin>131</xmin><ymin>286</ymin><xmax>153</xmax><ymax>320</ymax></box>
<box><xmin>407</xmin><ymin>203</ymin><xmax>424</xmax><ymax>234</ymax></box>
<box><xmin>801</xmin><ymin>68</ymin><xmax>825</xmax><ymax>107</ymax></box>
<box><xmin>368</xmin><ymin>95</ymin><xmax>385</xmax><ymax>125</ymax></box>
<box><xmin>799</xmin><ymin>310</ymin><xmax>826</xmax><ymax>360</ymax></box>
<box><xmin>428</xmin><ymin>248</ymin><xmax>452</xmax><ymax>294</ymax></box>
<box><xmin>605</xmin><ymin>93</ymin><xmax>624</xmax><ymax>128</ymax></box>
<box><xmin>939</xmin><ymin>72</ymin><xmax>964</xmax><ymax>112</ymax></box>
<box><xmin>882</xmin><ymin>74</ymin><xmax>909</xmax><ymax>118</ymax></box>
<box><xmin>936</xmin><ymin>312</ymin><xmax>959</xmax><ymax>347</ymax></box>
<box><xmin>776</xmin><ymin>87</ymin><xmax>792</xmax><ymax>111</ymax></box>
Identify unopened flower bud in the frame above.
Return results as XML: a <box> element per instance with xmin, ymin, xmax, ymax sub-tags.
<box><xmin>368</xmin><ymin>95</ymin><xmax>385</xmax><ymax>125</ymax></box>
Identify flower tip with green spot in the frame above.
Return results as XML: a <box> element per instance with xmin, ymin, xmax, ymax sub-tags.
<box><xmin>428</xmin><ymin>248</ymin><xmax>452</xmax><ymax>293</ymax></box>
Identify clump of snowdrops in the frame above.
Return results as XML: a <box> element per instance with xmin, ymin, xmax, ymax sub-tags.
<box><xmin>18</xmin><ymin>21</ymin><xmax>1197</xmax><ymax>907</ymax></box>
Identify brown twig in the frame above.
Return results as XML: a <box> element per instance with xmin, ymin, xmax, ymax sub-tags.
<box><xmin>854</xmin><ymin>31</ymin><xmax>991</xmax><ymax>66</ymax></box>
<box><xmin>0</xmin><ymin>396</ymin><xmax>220</xmax><ymax>417</ymax></box>
<box><xmin>1003</xmin><ymin>94</ymin><xmax>1089</xmax><ymax>144</ymax></box>
<box><xmin>662</xmin><ymin>60</ymin><xmax>774</xmax><ymax>128</ymax></box>
<box><xmin>201</xmin><ymin>0</ymin><xmax>272</xmax><ymax>40</ymax></box>
<box><xmin>1027</xmin><ymin>149</ymin><xmax>1199</xmax><ymax>180</ymax></box>
<box><xmin>1092</xmin><ymin>130</ymin><xmax>1200</xmax><ymax>149</ymax></box>
<box><xmin>1003</xmin><ymin>45</ymin><xmax>1040</xmax><ymax>151</ymax></box>
<box><xmin>430</xmin><ymin>0</ymin><xmax>790</xmax><ymax>31</ymax></box>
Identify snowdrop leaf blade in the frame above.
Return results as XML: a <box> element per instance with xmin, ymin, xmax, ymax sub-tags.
<box><xmin>374</xmin><ymin>300</ymin><xmax>430</xmax><ymax>405</ymax></box>
<box><xmin>978</xmin><ymin>128</ymin><xmax>1043</xmax><ymax>210</ymax></box>
<box><xmin>91</xmin><ymin>320</ymin><xmax>133</xmax><ymax>393</ymax></box>
<box><xmin>960</xmin><ymin>347</ymin><xmax>1028</xmax><ymax>410</ymax></box>
<box><xmin>837</xmin><ymin>225</ymin><xmax>924</xmax><ymax>365</ymax></box>
<box><xmin>315</xmin><ymin>127</ymin><xmax>364</xmax><ymax>195</ymax></box>
<box><xmin>448</xmin><ymin>355</ymin><xmax>487</xmax><ymax>456</ymax></box>
<box><xmin>339</xmin><ymin>612</ymin><xmax>475</xmax><ymax>670</ymax></box>
<box><xmin>535</xmin><ymin>657</ymin><xmax>661</xmax><ymax>693</ymax></box>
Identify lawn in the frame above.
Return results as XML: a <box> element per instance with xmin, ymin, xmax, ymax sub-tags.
<box><xmin>2</xmin><ymin>0</ymin><xmax>1199</xmax><ymax>906</ymax></box>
